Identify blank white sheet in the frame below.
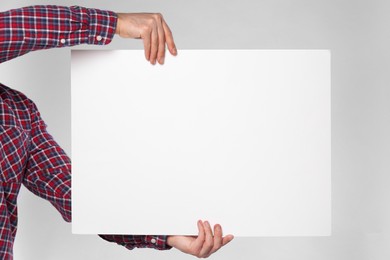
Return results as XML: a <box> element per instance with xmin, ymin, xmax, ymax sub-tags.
<box><xmin>71</xmin><ymin>50</ymin><xmax>331</xmax><ymax>236</ymax></box>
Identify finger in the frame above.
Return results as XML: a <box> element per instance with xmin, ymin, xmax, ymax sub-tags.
<box><xmin>162</xmin><ymin>20</ymin><xmax>177</xmax><ymax>56</ymax></box>
<box><xmin>208</xmin><ymin>224</ymin><xmax>223</xmax><ymax>255</ymax></box>
<box><xmin>222</xmin><ymin>234</ymin><xmax>234</xmax><ymax>246</ymax></box>
<box><xmin>156</xmin><ymin>16</ymin><xmax>166</xmax><ymax>64</ymax></box>
<box><xmin>142</xmin><ymin>30</ymin><xmax>152</xmax><ymax>61</ymax></box>
<box><xmin>192</xmin><ymin>220</ymin><xmax>206</xmax><ymax>254</ymax></box>
<box><xmin>150</xmin><ymin>24</ymin><xmax>158</xmax><ymax>65</ymax></box>
<box><xmin>199</xmin><ymin>221</ymin><xmax>214</xmax><ymax>257</ymax></box>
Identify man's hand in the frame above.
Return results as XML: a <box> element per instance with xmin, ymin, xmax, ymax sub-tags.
<box><xmin>115</xmin><ymin>13</ymin><xmax>177</xmax><ymax>65</ymax></box>
<box><xmin>166</xmin><ymin>220</ymin><xmax>234</xmax><ymax>258</ymax></box>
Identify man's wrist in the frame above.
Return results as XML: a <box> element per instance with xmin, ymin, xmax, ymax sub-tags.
<box><xmin>115</xmin><ymin>13</ymin><xmax>121</xmax><ymax>35</ymax></box>
<box><xmin>166</xmin><ymin>236</ymin><xmax>173</xmax><ymax>247</ymax></box>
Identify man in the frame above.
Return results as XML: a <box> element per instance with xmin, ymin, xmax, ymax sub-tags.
<box><xmin>0</xmin><ymin>5</ymin><xmax>234</xmax><ymax>259</ymax></box>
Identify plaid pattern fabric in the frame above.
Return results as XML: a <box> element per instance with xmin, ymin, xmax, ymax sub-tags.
<box><xmin>0</xmin><ymin>6</ymin><xmax>171</xmax><ymax>258</ymax></box>
<box><xmin>0</xmin><ymin>5</ymin><xmax>117</xmax><ymax>63</ymax></box>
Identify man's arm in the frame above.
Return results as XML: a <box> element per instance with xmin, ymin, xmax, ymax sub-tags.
<box><xmin>22</xmin><ymin>93</ymin><xmax>234</xmax><ymax>255</ymax></box>
<box><xmin>0</xmin><ymin>5</ymin><xmax>177</xmax><ymax>64</ymax></box>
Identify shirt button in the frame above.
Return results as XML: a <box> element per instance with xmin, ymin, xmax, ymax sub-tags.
<box><xmin>60</xmin><ymin>39</ymin><xmax>66</xmax><ymax>44</ymax></box>
<box><xmin>150</xmin><ymin>238</ymin><xmax>156</xmax><ymax>244</ymax></box>
<box><xmin>96</xmin><ymin>35</ymin><xmax>103</xmax><ymax>41</ymax></box>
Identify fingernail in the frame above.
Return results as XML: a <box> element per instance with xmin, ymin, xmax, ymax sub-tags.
<box><xmin>161</xmin><ymin>57</ymin><xmax>165</xmax><ymax>64</ymax></box>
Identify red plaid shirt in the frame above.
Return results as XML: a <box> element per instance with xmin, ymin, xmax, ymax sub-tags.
<box><xmin>0</xmin><ymin>5</ymin><xmax>171</xmax><ymax>259</ymax></box>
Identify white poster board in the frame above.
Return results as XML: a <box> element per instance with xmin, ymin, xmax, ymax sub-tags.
<box><xmin>71</xmin><ymin>50</ymin><xmax>331</xmax><ymax>236</ymax></box>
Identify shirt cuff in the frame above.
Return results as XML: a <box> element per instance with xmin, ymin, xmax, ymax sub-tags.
<box><xmin>143</xmin><ymin>235</ymin><xmax>172</xmax><ymax>250</ymax></box>
<box><xmin>98</xmin><ymin>234</ymin><xmax>172</xmax><ymax>251</ymax></box>
<box><xmin>86</xmin><ymin>8</ymin><xmax>117</xmax><ymax>45</ymax></box>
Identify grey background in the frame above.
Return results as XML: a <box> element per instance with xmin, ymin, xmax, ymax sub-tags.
<box><xmin>0</xmin><ymin>0</ymin><xmax>389</xmax><ymax>259</ymax></box>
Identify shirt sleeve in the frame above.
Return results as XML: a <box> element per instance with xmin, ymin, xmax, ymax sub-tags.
<box><xmin>98</xmin><ymin>234</ymin><xmax>172</xmax><ymax>251</ymax></box>
<box><xmin>0</xmin><ymin>5</ymin><xmax>117</xmax><ymax>63</ymax></box>
<box><xmin>22</xmin><ymin>100</ymin><xmax>72</xmax><ymax>222</ymax></box>
<box><xmin>22</xmin><ymin>98</ymin><xmax>172</xmax><ymax>251</ymax></box>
